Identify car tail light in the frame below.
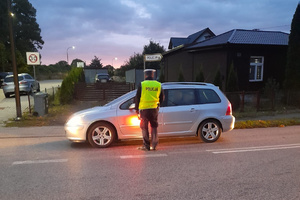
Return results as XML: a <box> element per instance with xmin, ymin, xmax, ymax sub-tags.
<box><xmin>226</xmin><ymin>103</ymin><xmax>232</xmax><ymax>116</ymax></box>
<box><xmin>19</xmin><ymin>81</ymin><xmax>27</xmax><ymax>85</ymax></box>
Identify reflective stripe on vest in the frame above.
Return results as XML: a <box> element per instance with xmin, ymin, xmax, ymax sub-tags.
<box><xmin>139</xmin><ymin>80</ymin><xmax>161</xmax><ymax>110</ymax></box>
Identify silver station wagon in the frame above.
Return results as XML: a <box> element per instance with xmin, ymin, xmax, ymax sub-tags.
<box><xmin>2</xmin><ymin>73</ymin><xmax>40</xmax><ymax>98</ymax></box>
<box><xmin>65</xmin><ymin>82</ymin><xmax>235</xmax><ymax>148</ymax></box>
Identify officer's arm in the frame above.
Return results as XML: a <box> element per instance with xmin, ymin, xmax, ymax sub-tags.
<box><xmin>159</xmin><ymin>89</ymin><xmax>164</xmax><ymax>106</ymax></box>
<box><xmin>135</xmin><ymin>83</ymin><xmax>142</xmax><ymax>111</ymax></box>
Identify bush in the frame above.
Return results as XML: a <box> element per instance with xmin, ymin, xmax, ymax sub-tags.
<box><xmin>59</xmin><ymin>67</ymin><xmax>84</xmax><ymax>104</ymax></box>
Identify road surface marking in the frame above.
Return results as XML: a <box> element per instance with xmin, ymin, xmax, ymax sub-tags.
<box><xmin>207</xmin><ymin>143</ymin><xmax>300</xmax><ymax>154</ymax></box>
<box><xmin>12</xmin><ymin>159</ymin><xmax>68</xmax><ymax>165</ymax></box>
<box><xmin>120</xmin><ymin>154</ymin><xmax>168</xmax><ymax>159</ymax></box>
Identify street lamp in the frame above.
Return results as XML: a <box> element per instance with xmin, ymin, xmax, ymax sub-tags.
<box><xmin>67</xmin><ymin>46</ymin><xmax>75</xmax><ymax>64</ymax></box>
<box><xmin>112</xmin><ymin>57</ymin><xmax>117</xmax><ymax>67</ymax></box>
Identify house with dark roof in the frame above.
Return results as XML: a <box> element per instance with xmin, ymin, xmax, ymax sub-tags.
<box><xmin>163</xmin><ymin>29</ymin><xmax>289</xmax><ymax>92</ymax></box>
<box><xmin>168</xmin><ymin>28</ymin><xmax>215</xmax><ymax>49</ymax></box>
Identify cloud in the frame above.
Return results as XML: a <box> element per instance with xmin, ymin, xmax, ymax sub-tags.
<box><xmin>29</xmin><ymin>0</ymin><xmax>297</xmax><ymax>66</ymax></box>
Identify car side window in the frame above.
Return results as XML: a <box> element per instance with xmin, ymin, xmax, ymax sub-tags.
<box><xmin>163</xmin><ymin>89</ymin><xmax>196</xmax><ymax>107</ymax></box>
<box><xmin>197</xmin><ymin>89</ymin><xmax>221</xmax><ymax>104</ymax></box>
<box><xmin>120</xmin><ymin>97</ymin><xmax>135</xmax><ymax>110</ymax></box>
<box><xmin>25</xmin><ymin>75</ymin><xmax>33</xmax><ymax>79</ymax></box>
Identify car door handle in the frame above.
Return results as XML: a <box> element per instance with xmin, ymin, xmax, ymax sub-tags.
<box><xmin>190</xmin><ymin>108</ymin><xmax>196</xmax><ymax>112</ymax></box>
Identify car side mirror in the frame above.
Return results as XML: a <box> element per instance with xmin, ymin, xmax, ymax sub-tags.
<box><xmin>129</xmin><ymin>103</ymin><xmax>135</xmax><ymax>110</ymax></box>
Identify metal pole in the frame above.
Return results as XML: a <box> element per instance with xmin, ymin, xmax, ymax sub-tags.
<box><xmin>7</xmin><ymin>0</ymin><xmax>22</xmax><ymax>118</ymax></box>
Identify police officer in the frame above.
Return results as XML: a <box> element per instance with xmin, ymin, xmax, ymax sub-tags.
<box><xmin>135</xmin><ymin>69</ymin><xmax>164</xmax><ymax>151</ymax></box>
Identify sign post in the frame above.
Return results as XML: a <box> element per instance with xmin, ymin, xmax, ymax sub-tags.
<box><xmin>143</xmin><ymin>53</ymin><xmax>163</xmax><ymax>71</ymax></box>
<box><xmin>26</xmin><ymin>52</ymin><xmax>40</xmax><ymax>80</ymax></box>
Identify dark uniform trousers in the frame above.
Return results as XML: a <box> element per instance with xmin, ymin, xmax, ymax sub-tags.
<box><xmin>139</xmin><ymin>108</ymin><xmax>159</xmax><ymax>149</ymax></box>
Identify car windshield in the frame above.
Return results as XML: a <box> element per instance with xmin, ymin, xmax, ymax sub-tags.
<box><xmin>104</xmin><ymin>90</ymin><xmax>136</xmax><ymax>107</ymax></box>
<box><xmin>4</xmin><ymin>76</ymin><xmax>24</xmax><ymax>82</ymax></box>
<box><xmin>98</xmin><ymin>75</ymin><xmax>109</xmax><ymax>79</ymax></box>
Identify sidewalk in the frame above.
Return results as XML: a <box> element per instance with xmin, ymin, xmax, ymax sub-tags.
<box><xmin>0</xmin><ymin>126</ymin><xmax>64</xmax><ymax>138</ymax></box>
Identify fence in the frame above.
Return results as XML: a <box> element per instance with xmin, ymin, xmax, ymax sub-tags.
<box><xmin>74</xmin><ymin>82</ymin><xmax>132</xmax><ymax>101</ymax></box>
<box><xmin>226</xmin><ymin>91</ymin><xmax>281</xmax><ymax>112</ymax></box>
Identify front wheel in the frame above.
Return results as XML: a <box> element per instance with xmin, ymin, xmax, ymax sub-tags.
<box><xmin>198</xmin><ymin>119</ymin><xmax>222</xmax><ymax>143</ymax></box>
<box><xmin>87</xmin><ymin>122</ymin><xmax>116</xmax><ymax>148</ymax></box>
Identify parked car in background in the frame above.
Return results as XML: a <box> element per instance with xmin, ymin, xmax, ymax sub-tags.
<box><xmin>2</xmin><ymin>73</ymin><xmax>40</xmax><ymax>98</ymax></box>
<box><xmin>0</xmin><ymin>72</ymin><xmax>13</xmax><ymax>88</ymax></box>
<box><xmin>95</xmin><ymin>73</ymin><xmax>111</xmax><ymax>83</ymax></box>
<box><xmin>65</xmin><ymin>82</ymin><xmax>235</xmax><ymax>148</ymax></box>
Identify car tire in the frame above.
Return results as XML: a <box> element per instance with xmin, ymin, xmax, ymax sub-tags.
<box><xmin>4</xmin><ymin>93</ymin><xmax>10</xmax><ymax>98</ymax></box>
<box><xmin>198</xmin><ymin>119</ymin><xmax>222</xmax><ymax>143</ymax></box>
<box><xmin>87</xmin><ymin>122</ymin><xmax>116</xmax><ymax>148</ymax></box>
<box><xmin>37</xmin><ymin>84</ymin><xmax>40</xmax><ymax>92</ymax></box>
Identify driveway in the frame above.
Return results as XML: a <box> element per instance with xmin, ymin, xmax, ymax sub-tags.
<box><xmin>0</xmin><ymin>80</ymin><xmax>62</xmax><ymax>125</ymax></box>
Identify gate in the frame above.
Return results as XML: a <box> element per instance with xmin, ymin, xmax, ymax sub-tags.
<box><xmin>74</xmin><ymin>82</ymin><xmax>132</xmax><ymax>101</ymax></box>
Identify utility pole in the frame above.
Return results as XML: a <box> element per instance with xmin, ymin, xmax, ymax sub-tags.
<box><xmin>7</xmin><ymin>0</ymin><xmax>22</xmax><ymax>118</ymax></box>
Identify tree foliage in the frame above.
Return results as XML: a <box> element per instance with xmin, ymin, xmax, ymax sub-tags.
<box><xmin>0</xmin><ymin>0</ymin><xmax>44</xmax><ymax>72</ymax></box>
<box><xmin>103</xmin><ymin>64</ymin><xmax>115</xmax><ymax>77</ymax></box>
<box><xmin>88</xmin><ymin>56</ymin><xmax>103</xmax><ymax>68</ymax></box>
<box><xmin>226</xmin><ymin>62</ymin><xmax>239</xmax><ymax>92</ymax></box>
<box><xmin>116</xmin><ymin>40</ymin><xmax>166</xmax><ymax>77</ymax></box>
<box><xmin>284</xmin><ymin>2</ymin><xmax>300</xmax><ymax>90</ymax></box>
<box><xmin>195</xmin><ymin>67</ymin><xmax>205</xmax><ymax>82</ymax></box>
<box><xmin>213</xmin><ymin>67</ymin><xmax>222</xmax><ymax>90</ymax></box>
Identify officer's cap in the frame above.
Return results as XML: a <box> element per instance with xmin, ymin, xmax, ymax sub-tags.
<box><xmin>144</xmin><ymin>69</ymin><xmax>156</xmax><ymax>76</ymax></box>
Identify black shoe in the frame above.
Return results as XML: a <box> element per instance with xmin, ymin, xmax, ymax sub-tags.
<box><xmin>137</xmin><ymin>146</ymin><xmax>150</xmax><ymax>151</ymax></box>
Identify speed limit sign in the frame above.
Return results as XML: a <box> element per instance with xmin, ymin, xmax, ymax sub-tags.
<box><xmin>26</xmin><ymin>52</ymin><xmax>40</xmax><ymax>65</ymax></box>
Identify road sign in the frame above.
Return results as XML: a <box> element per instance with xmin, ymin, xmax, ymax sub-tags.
<box><xmin>144</xmin><ymin>53</ymin><xmax>163</xmax><ymax>62</ymax></box>
<box><xmin>26</xmin><ymin>52</ymin><xmax>40</xmax><ymax>65</ymax></box>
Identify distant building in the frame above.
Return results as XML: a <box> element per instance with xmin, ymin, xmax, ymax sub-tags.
<box><xmin>163</xmin><ymin>29</ymin><xmax>289</xmax><ymax>91</ymax></box>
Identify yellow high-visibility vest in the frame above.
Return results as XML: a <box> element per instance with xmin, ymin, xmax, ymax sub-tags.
<box><xmin>139</xmin><ymin>80</ymin><xmax>161</xmax><ymax>110</ymax></box>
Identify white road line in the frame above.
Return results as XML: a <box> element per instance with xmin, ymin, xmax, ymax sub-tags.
<box><xmin>12</xmin><ymin>159</ymin><xmax>68</xmax><ymax>165</ymax></box>
<box><xmin>120</xmin><ymin>154</ymin><xmax>168</xmax><ymax>159</ymax></box>
<box><xmin>207</xmin><ymin>144</ymin><xmax>300</xmax><ymax>154</ymax></box>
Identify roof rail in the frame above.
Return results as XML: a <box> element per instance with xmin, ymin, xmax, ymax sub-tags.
<box><xmin>162</xmin><ymin>82</ymin><xmax>214</xmax><ymax>86</ymax></box>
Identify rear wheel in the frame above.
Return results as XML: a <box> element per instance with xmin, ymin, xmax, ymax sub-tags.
<box><xmin>87</xmin><ymin>122</ymin><xmax>116</xmax><ymax>148</ymax></box>
<box><xmin>5</xmin><ymin>93</ymin><xmax>10</xmax><ymax>98</ymax></box>
<box><xmin>198</xmin><ymin>119</ymin><xmax>222</xmax><ymax>143</ymax></box>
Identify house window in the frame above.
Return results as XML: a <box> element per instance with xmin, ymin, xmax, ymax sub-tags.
<box><xmin>249</xmin><ymin>56</ymin><xmax>264</xmax><ymax>82</ymax></box>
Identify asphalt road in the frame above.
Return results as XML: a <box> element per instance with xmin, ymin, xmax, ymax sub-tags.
<box><xmin>0</xmin><ymin>126</ymin><xmax>299</xmax><ymax>200</ymax></box>
<box><xmin>0</xmin><ymin>80</ymin><xmax>62</xmax><ymax>124</ymax></box>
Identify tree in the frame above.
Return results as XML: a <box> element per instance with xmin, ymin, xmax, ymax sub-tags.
<box><xmin>178</xmin><ymin>67</ymin><xmax>185</xmax><ymax>82</ymax></box>
<box><xmin>226</xmin><ymin>63</ymin><xmax>239</xmax><ymax>92</ymax></box>
<box><xmin>103</xmin><ymin>64</ymin><xmax>115</xmax><ymax>77</ymax></box>
<box><xmin>284</xmin><ymin>2</ymin><xmax>300</xmax><ymax>90</ymax></box>
<box><xmin>143</xmin><ymin>40</ymin><xmax>166</xmax><ymax>70</ymax></box>
<box><xmin>89</xmin><ymin>56</ymin><xmax>103</xmax><ymax>68</ymax></box>
<box><xmin>0</xmin><ymin>0</ymin><xmax>44</xmax><ymax>72</ymax></box>
<box><xmin>213</xmin><ymin>67</ymin><xmax>222</xmax><ymax>90</ymax></box>
<box><xmin>195</xmin><ymin>67</ymin><xmax>205</xmax><ymax>82</ymax></box>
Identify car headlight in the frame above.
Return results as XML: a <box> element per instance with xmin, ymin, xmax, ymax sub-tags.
<box><xmin>65</xmin><ymin>115</ymin><xmax>84</xmax><ymax>132</ymax></box>
<box><xmin>66</xmin><ymin>115</ymin><xmax>83</xmax><ymax>126</ymax></box>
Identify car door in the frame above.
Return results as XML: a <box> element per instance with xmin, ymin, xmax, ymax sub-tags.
<box><xmin>116</xmin><ymin>97</ymin><xmax>163</xmax><ymax>137</ymax></box>
<box><xmin>159</xmin><ymin>89</ymin><xmax>200</xmax><ymax>136</ymax></box>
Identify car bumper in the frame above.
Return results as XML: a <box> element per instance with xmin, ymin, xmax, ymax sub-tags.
<box><xmin>3</xmin><ymin>85</ymin><xmax>30</xmax><ymax>94</ymax></box>
<box><xmin>221</xmin><ymin>115</ymin><xmax>235</xmax><ymax>132</ymax></box>
<box><xmin>65</xmin><ymin>124</ymin><xmax>87</xmax><ymax>142</ymax></box>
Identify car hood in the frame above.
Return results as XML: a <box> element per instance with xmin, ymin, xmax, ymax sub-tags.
<box><xmin>72</xmin><ymin>106</ymin><xmax>112</xmax><ymax>117</ymax></box>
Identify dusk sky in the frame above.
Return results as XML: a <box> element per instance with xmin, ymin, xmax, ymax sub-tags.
<box><xmin>29</xmin><ymin>0</ymin><xmax>298</xmax><ymax>68</ymax></box>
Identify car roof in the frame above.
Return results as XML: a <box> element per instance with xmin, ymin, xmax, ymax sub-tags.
<box><xmin>162</xmin><ymin>82</ymin><xmax>216</xmax><ymax>89</ymax></box>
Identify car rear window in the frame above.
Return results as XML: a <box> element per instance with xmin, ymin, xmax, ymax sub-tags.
<box><xmin>4</xmin><ymin>76</ymin><xmax>24</xmax><ymax>82</ymax></box>
<box><xmin>197</xmin><ymin>89</ymin><xmax>221</xmax><ymax>104</ymax></box>
<box><xmin>97</xmin><ymin>75</ymin><xmax>109</xmax><ymax>79</ymax></box>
